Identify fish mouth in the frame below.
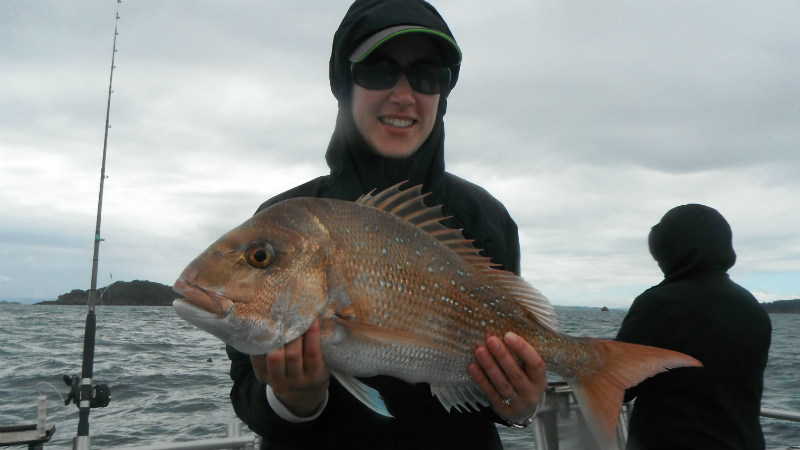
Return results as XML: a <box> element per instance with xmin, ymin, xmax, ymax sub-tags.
<box><xmin>173</xmin><ymin>277</ymin><xmax>234</xmax><ymax>318</ymax></box>
<box><xmin>172</xmin><ymin>279</ymin><xmax>279</xmax><ymax>356</ymax></box>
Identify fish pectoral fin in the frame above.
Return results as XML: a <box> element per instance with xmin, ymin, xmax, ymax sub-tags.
<box><xmin>331</xmin><ymin>315</ymin><xmax>455</xmax><ymax>355</ymax></box>
<box><xmin>430</xmin><ymin>384</ymin><xmax>488</xmax><ymax>413</ymax></box>
<box><xmin>331</xmin><ymin>371</ymin><xmax>392</xmax><ymax>418</ymax></box>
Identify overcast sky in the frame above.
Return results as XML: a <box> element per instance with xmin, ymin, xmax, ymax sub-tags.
<box><xmin>2</xmin><ymin>1</ymin><xmax>799</xmax><ymax>308</ymax></box>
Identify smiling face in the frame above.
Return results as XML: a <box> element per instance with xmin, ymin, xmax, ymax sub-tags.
<box><xmin>351</xmin><ymin>34</ymin><xmax>443</xmax><ymax>159</ymax></box>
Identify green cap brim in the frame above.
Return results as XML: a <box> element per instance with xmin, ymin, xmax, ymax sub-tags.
<box><xmin>349</xmin><ymin>24</ymin><xmax>462</xmax><ymax>66</ymax></box>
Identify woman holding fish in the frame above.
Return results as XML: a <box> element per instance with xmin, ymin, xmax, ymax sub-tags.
<box><xmin>227</xmin><ymin>0</ymin><xmax>548</xmax><ymax>448</ymax></box>
<box><xmin>175</xmin><ymin>0</ymin><xmax>701</xmax><ymax>446</ymax></box>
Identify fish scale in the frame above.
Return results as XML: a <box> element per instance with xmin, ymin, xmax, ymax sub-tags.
<box><xmin>325</xmin><ymin>208</ymin><xmax>516</xmax><ymax>371</ymax></box>
<box><xmin>173</xmin><ymin>182</ymin><xmax>702</xmax><ymax>449</ymax></box>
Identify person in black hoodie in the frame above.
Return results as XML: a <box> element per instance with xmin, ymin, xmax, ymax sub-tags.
<box><xmin>616</xmin><ymin>204</ymin><xmax>772</xmax><ymax>450</ymax></box>
<box><xmin>226</xmin><ymin>1</ymin><xmax>547</xmax><ymax>449</ymax></box>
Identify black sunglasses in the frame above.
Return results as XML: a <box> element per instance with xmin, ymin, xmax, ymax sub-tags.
<box><xmin>351</xmin><ymin>58</ymin><xmax>452</xmax><ymax>95</ymax></box>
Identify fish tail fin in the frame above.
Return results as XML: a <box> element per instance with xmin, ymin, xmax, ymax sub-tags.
<box><xmin>567</xmin><ymin>339</ymin><xmax>702</xmax><ymax>450</ymax></box>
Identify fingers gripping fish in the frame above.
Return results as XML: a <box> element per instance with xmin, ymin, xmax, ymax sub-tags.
<box><xmin>173</xmin><ymin>182</ymin><xmax>701</xmax><ymax>449</ymax></box>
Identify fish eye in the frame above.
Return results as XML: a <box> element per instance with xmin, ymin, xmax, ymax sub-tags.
<box><xmin>244</xmin><ymin>242</ymin><xmax>275</xmax><ymax>269</ymax></box>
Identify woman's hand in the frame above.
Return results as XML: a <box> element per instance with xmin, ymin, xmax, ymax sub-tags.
<box><xmin>250</xmin><ymin>319</ymin><xmax>330</xmax><ymax>417</ymax></box>
<box><xmin>468</xmin><ymin>331</ymin><xmax>547</xmax><ymax>424</ymax></box>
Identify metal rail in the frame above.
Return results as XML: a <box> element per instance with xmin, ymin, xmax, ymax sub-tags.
<box><xmin>762</xmin><ymin>407</ymin><xmax>800</xmax><ymax>423</ymax></box>
<box><xmin>530</xmin><ymin>383</ymin><xmax>800</xmax><ymax>450</ymax></box>
<box><xmin>101</xmin><ymin>436</ymin><xmax>257</xmax><ymax>450</ymax></box>
<box><xmin>96</xmin><ymin>405</ymin><xmax>800</xmax><ymax>450</ymax></box>
<box><xmin>101</xmin><ymin>423</ymin><xmax>259</xmax><ymax>450</ymax></box>
<box><xmin>8</xmin><ymin>404</ymin><xmax>797</xmax><ymax>450</ymax></box>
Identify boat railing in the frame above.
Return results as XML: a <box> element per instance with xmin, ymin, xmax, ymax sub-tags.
<box><xmin>530</xmin><ymin>381</ymin><xmax>800</xmax><ymax>450</ymax></box>
<box><xmin>88</xmin><ymin>398</ymin><xmax>800</xmax><ymax>450</ymax></box>
<box><xmin>761</xmin><ymin>408</ymin><xmax>800</xmax><ymax>423</ymax></box>
<box><xmin>5</xmin><ymin>384</ymin><xmax>799</xmax><ymax>450</ymax></box>
<box><xmin>100</xmin><ymin>422</ymin><xmax>259</xmax><ymax>450</ymax></box>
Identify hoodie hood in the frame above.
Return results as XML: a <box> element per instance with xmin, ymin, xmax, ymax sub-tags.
<box><xmin>329</xmin><ymin>0</ymin><xmax>460</xmax><ymax>101</ymax></box>
<box><xmin>648</xmin><ymin>204</ymin><xmax>737</xmax><ymax>282</ymax></box>
<box><xmin>323</xmin><ymin>0</ymin><xmax>460</xmax><ymax>200</ymax></box>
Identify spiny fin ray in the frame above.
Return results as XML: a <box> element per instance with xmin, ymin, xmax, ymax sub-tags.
<box><xmin>357</xmin><ymin>181</ymin><xmax>559</xmax><ymax>331</ymax></box>
<box><xmin>357</xmin><ymin>182</ymin><xmax>494</xmax><ymax>272</ymax></box>
<box><xmin>430</xmin><ymin>384</ymin><xmax>489</xmax><ymax>413</ymax></box>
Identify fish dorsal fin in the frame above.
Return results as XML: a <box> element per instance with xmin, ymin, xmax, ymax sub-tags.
<box><xmin>357</xmin><ymin>182</ymin><xmax>560</xmax><ymax>332</ymax></box>
<box><xmin>357</xmin><ymin>182</ymin><xmax>498</xmax><ymax>272</ymax></box>
<box><xmin>489</xmin><ymin>270</ymin><xmax>560</xmax><ymax>332</ymax></box>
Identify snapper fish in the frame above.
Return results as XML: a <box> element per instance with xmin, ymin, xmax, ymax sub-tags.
<box><xmin>173</xmin><ymin>182</ymin><xmax>701</xmax><ymax>449</ymax></box>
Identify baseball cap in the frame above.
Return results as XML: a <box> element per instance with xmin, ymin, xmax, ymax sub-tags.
<box><xmin>349</xmin><ymin>24</ymin><xmax>462</xmax><ymax>65</ymax></box>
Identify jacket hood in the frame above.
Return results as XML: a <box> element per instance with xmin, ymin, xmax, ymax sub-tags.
<box><xmin>323</xmin><ymin>0</ymin><xmax>459</xmax><ymax>200</ymax></box>
<box><xmin>648</xmin><ymin>204</ymin><xmax>737</xmax><ymax>281</ymax></box>
<box><xmin>329</xmin><ymin>0</ymin><xmax>460</xmax><ymax>101</ymax></box>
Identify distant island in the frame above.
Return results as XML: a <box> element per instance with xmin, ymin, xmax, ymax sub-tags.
<box><xmin>29</xmin><ymin>281</ymin><xmax>800</xmax><ymax>313</ymax></box>
<box><xmin>37</xmin><ymin>280</ymin><xmax>177</xmax><ymax>306</ymax></box>
<box><xmin>760</xmin><ymin>298</ymin><xmax>800</xmax><ymax>314</ymax></box>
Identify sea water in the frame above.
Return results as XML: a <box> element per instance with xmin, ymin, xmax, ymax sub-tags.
<box><xmin>1</xmin><ymin>304</ymin><xmax>797</xmax><ymax>449</ymax></box>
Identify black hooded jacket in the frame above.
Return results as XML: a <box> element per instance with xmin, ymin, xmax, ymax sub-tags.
<box><xmin>616</xmin><ymin>204</ymin><xmax>771</xmax><ymax>450</ymax></box>
<box><xmin>227</xmin><ymin>1</ymin><xmax>519</xmax><ymax>448</ymax></box>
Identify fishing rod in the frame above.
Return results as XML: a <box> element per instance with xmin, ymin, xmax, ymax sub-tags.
<box><xmin>65</xmin><ymin>2</ymin><xmax>121</xmax><ymax>449</ymax></box>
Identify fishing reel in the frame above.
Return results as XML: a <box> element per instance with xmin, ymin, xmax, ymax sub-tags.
<box><xmin>63</xmin><ymin>374</ymin><xmax>111</xmax><ymax>409</ymax></box>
